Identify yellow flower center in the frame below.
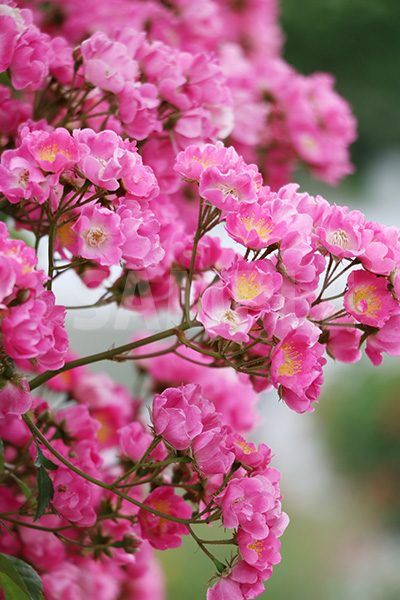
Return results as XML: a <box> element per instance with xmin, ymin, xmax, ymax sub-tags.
<box><xmin>57</xmin><ymin>221</ymin><xmax>75</xmax><ymax>247</ymax></box>
<box><xmin>241</xmin><ymin>215</ymin><xmax>273</xmax><ymax>241</ymax></box>
<box><xmin>219</xmin><ymin>184</ymin><xmax>239</xmax><ymax>199</ymax></box>
<box><xmin>327</xmin><ymin>229</ymin><xmax>350</xmax><ymax>249</ymax></box>
<box><xmin>235</xmin><ymin>438</ymin><xmax>254</xmax><ymax>455</ymax></box>
<box><xmin>277</xmin><ymin>342</ymin><xmax>303</xmax><ymax>377</ymax></box>
<box><xmin>38</xmin><ymin>143</ymin><xmax>72</xmax><ymax>163</ymax></box>
<box><xmin>95</xmin><ymin>413</ymin><xmax>113</xmax><ymax>444</ymax></box>
<box><xmin>235</xmin><ymin>272</ymin><xmax>264</xmax><ymax>301</ymax></box>
<box><xmin>223</xmin><ymin>309</ymin><xmax>239</xmax><ymax>324</ymax></box>
<box><xmin>232</xmin><ymin>496</ymin><xmax>246</xmax><ymax>506</ymax></box>
<box><xmin>192</xmin><ymin>155</ymin><xmax>215</xmax><ymax>169</ymax></box>
<box><xmin>353</xmin><ymin>285</ymin><xmax>381</xmax><ymax>316</ymax></box>
<box><xmin>18</xmin><ymin>169</ymin><xmax>30</xmax><ymax>188</ymax></box>
<box><xmin>84</xmin><ymin>227</ymin><xmax>108</xmax><ymax>248</ymax></box>
<box><xmin>248</xmin><ymin>539</ymin><xmax>264</xmax><ymax>558</ymax></box>
<box><xmin>151</xmin><ymin>499</ymin><xmax>172</xmax><ymax>533</ymax></box>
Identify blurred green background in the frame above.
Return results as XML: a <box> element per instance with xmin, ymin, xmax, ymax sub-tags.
<box><xmin>159</xmin><ymin>1</ymin><xmax>400</xmax><ymax>598</ymax></box>
<box><xmin>282</xmin><ymin>0</ymin><xmax>400</xmax><ymax>172</ymax></box>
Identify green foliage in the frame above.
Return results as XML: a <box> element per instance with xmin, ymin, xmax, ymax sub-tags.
<box><xmin>281</xmin><ymin>0</ymin><xmax>400</xmax><ymax>168</ymax></box>
<box><xmin>0</xmin><ymin>554</ymin><xmax>44</xmax><ymax>600</ymax></box>
<box><xmin>320</xmin><ymin>362</ymin><xmax>400</xmax><ymax>527</ymax></box>
<box><xmin>34</xmin><ymin>466</ymin><xmax>54</xmax><ymax>520</ymax></box>
<box><xmin>34</xmin><ymin>444</ymin><xmax>58</xmax><ymax>520</ymax></box>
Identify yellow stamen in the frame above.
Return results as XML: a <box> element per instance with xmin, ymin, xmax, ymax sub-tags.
<box><xmin>353</xmin><ymin>285</ymin><xmax>381</xmax><ymax>316</ymax></box>
<box><xmin>235</xmin><ymin>272</ymin><xmax>264</xmax><ymax>301</ymax></box>
<box><xmin>327</xmin><ymin>229</ymin><xmax>350</xmax><ymax>249</ymax></box>
<box><xmin>277</xmin><ymin>342</ymin><xmax>303</xmax><ymax>377</ymax></box>
<box><xmin>235</xmin><ymin>438</ymin><xmax>254</xmax><ymax>455</ymax></box>
<box><xmin>248</xmin><ymin>540</ymin><xmax>264</xmax><ymax>558</ymax></box>
<box><xmin>84</xmin><ymin>227</ymin><xmax>108</xmax><ymax>248</ymax></box>
<box><xmin>38</xmin><ymin>143</ymin><xmax>72</xmax><ymax>163</ymax></box>
<box><xmin>241</xmin><ymin>215</ymin><xmax>273</xmax><ymax>241</ymax></box>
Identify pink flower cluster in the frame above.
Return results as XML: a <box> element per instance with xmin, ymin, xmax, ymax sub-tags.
<box><xmin>0</xmin><ymin>222</ymin><xmax>68</xmax><ymax>398</ymax></box>
<box><xmin>150</xmin><ymin>384</ymin><xmax>288</xmax><ymax>597</ymax></box>
<box><xmin>0</xmin><ymin>364</ymin><xmax>287</xmax><ymax>600</ymax></box>
<box><xmin>0</xmin><ymin>0</ymin><xmax>356</xmax><ymax>194</ymax></box>
<box><xmin>0</xmin><ymin>4</ymin><xmax>51</xmax><ymax>90</ymax></box>
<box><xmin>175</xmin><ymin>143</ymin><xmax>400</xmax><ymax>412</ymax></box>
<box><xmin>0</xmin><ymin>2</ymin><xmax>398</xmax><ymax>599</ymax></box>
<box><xmin>0</xmin><ymin>367</ymin><xmax>166</xmax><ymax>599</ymax></box>
<box><xmin>225</xmin><ymin>56</ymin><xmax>356</xmax><ymax>188</ymax></box>
<box><xmin>0</xmin><ymin>125</ymin><xmax>164</xmax><ymax>276</ymax></box>
<box><xmin>138</xmin><ymin>344</ymin><xmax>259</xmax><ymax>432</ymax></box>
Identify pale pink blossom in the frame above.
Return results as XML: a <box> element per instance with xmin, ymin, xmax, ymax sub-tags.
<box><xmin>199</xmin><ymin>166</ymin><xmax>259</xmax><ymax>212</ymax></box>
<box><xmin>192</xmin><ymin>427</ymin><xmax>235</xmax><ymax>475</ymax></box>
<box><xmin>271</xmin><ymin>321</ymin><xmax>326</xmax><ymax>413</ymax></box>
<box><xmin>223</xmin><ymin>257</ymin><xmax>282</xmax><ymax>311</ymax></box>
<box><xmin>366</xmin><ymin>315</ymin><xmax>400</xmax><ymax>366</ymax></box>
<box><xmin>73</xmin><ymin>128</ymin><xmax>123</xmax><ymax>190</ymax></box>
<box><xmin>73</xmin><ymin>204</ymin><xmax>124</xmax><ymax>266</ymax></box>
<box><xmin>2</xmin><ymin>292</ymin><xmax>68</xmax><ymax>371</ymax></box>
<box><xmin>317</xmin><ymin>205</ymin><xmax>373</xmax><ymax>259</ymax></box>
<box><xmin>9</xmin><ymin>25</ymin><xmax>51</xmax><ymax>90</ymax></box>
<box><xmin>237</xmin><ymin>529</ymin><xmax>281</xmax><ymax>571</ymax></box>
<box><xmin>198</xmin><ymin>284</ymin><xmax>255</xmax><ymax>343</ymax></box>
<box><xmin>81</xmin><ymin>31</ymin><xmax>139</xmax><ymax>93</ymax></box>
<box><xmin>118</xmin><ymin>422</ymin><xmax>155</xmax><ymax>462</ymax></box>
<box><xmin>0</xmin><ymin>145</ymin><xmax>50</xmax><ymax>204</ymax></box>
<box><xmin>175</xmin><ymin>142</ymin><xmax>241</xmax><ymax>183</ymax></box>
<box><xmin>360</xmin><ymin>223</ymin><xmax>400</xmax><ymax>276</ymax></box>
<box><xmin>118</xmin><ymin>201</ymin><xmax>164</xmax><ymax>270</ymax></box>
<box><xmin>30</xmin><ymin>128</ymin><xmax>80</xmax><ymax>173</ymax></box>
<box><xmin>225</xmin><ymin>197</ymin><xmax>290</xmax><ymax>250</ymax></box>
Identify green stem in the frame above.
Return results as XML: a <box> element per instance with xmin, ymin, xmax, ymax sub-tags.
<box><xmin>187</xmin><ymin>525</ymin><xmax>226</xmax><ymax>573</ymax></box>
<box><xmin>29</xmin><ymin>322</ymin><xmax>196</xmax><ymax>391</ymax></box>
<box><xmin>313</xmin><ymin>291</ymin><xmax>346</xmax><ymax>306</ymax></box>
<box><xmin>326</xmin><ymin>258</ymin><xmax>359</xmax><ymax>287</ymax></box>
<box><xmin>183</xmin><ymin>198</ymin><xmax>204</xmax><ymax>323</ymax></box>
<box><xmin>22</xmin><ymin>414</ymin><xmax>197</xmax><ymax>526</ymax></box>
<box><xmin>112</xmin><ymin>437</ymin><xmax>162</xmax><ymax>486</ymax></box>
<box><xmin>0</xmin><ymin>515</ymin><xmax>72</xmax><ymax>533</ymax></box>
<box><xmin>200</xmin><ymin>537</ymin><xmax>236</xmax><ymax>545</ymax></box>
<box><xmin>47</xmin><ymin>219</ymin><xmax>57</xmax><ymax>291</ymax></box>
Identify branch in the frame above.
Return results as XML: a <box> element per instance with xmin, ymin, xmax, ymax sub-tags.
<box><xmin>29</xmin><ymin>321</ymin><xmax>198</xmax><ymax>391</ymax></box>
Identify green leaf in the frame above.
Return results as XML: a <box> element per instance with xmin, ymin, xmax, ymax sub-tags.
<box><xmin>34</xmin><ymin>444</ymin><xmax>58</xmax><ymax>471</ymax></box>
<box><xmin>0</xmin><ymin>573</ymin><xmax>29</xmax><ymax>600</ymax></box>
<box><xmin>34</xmin><ymin>467</ymin><xmax>54</xmax><ymax>521</ymax></box>
<box><xmin>0</xmin><ymin>439</ymin><xmax>4</xmax><ymax>474</ymax></box>
<box><xmin>0</xmin><ymin>553</ymin><xmax>44</xmax><ymax>600</ymax></box>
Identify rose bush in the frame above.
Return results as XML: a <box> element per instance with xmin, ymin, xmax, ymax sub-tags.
<box><xmin>0</xmin><ymin>1</ymin><xmax>398</xmax><ymax>598</ymax></box>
